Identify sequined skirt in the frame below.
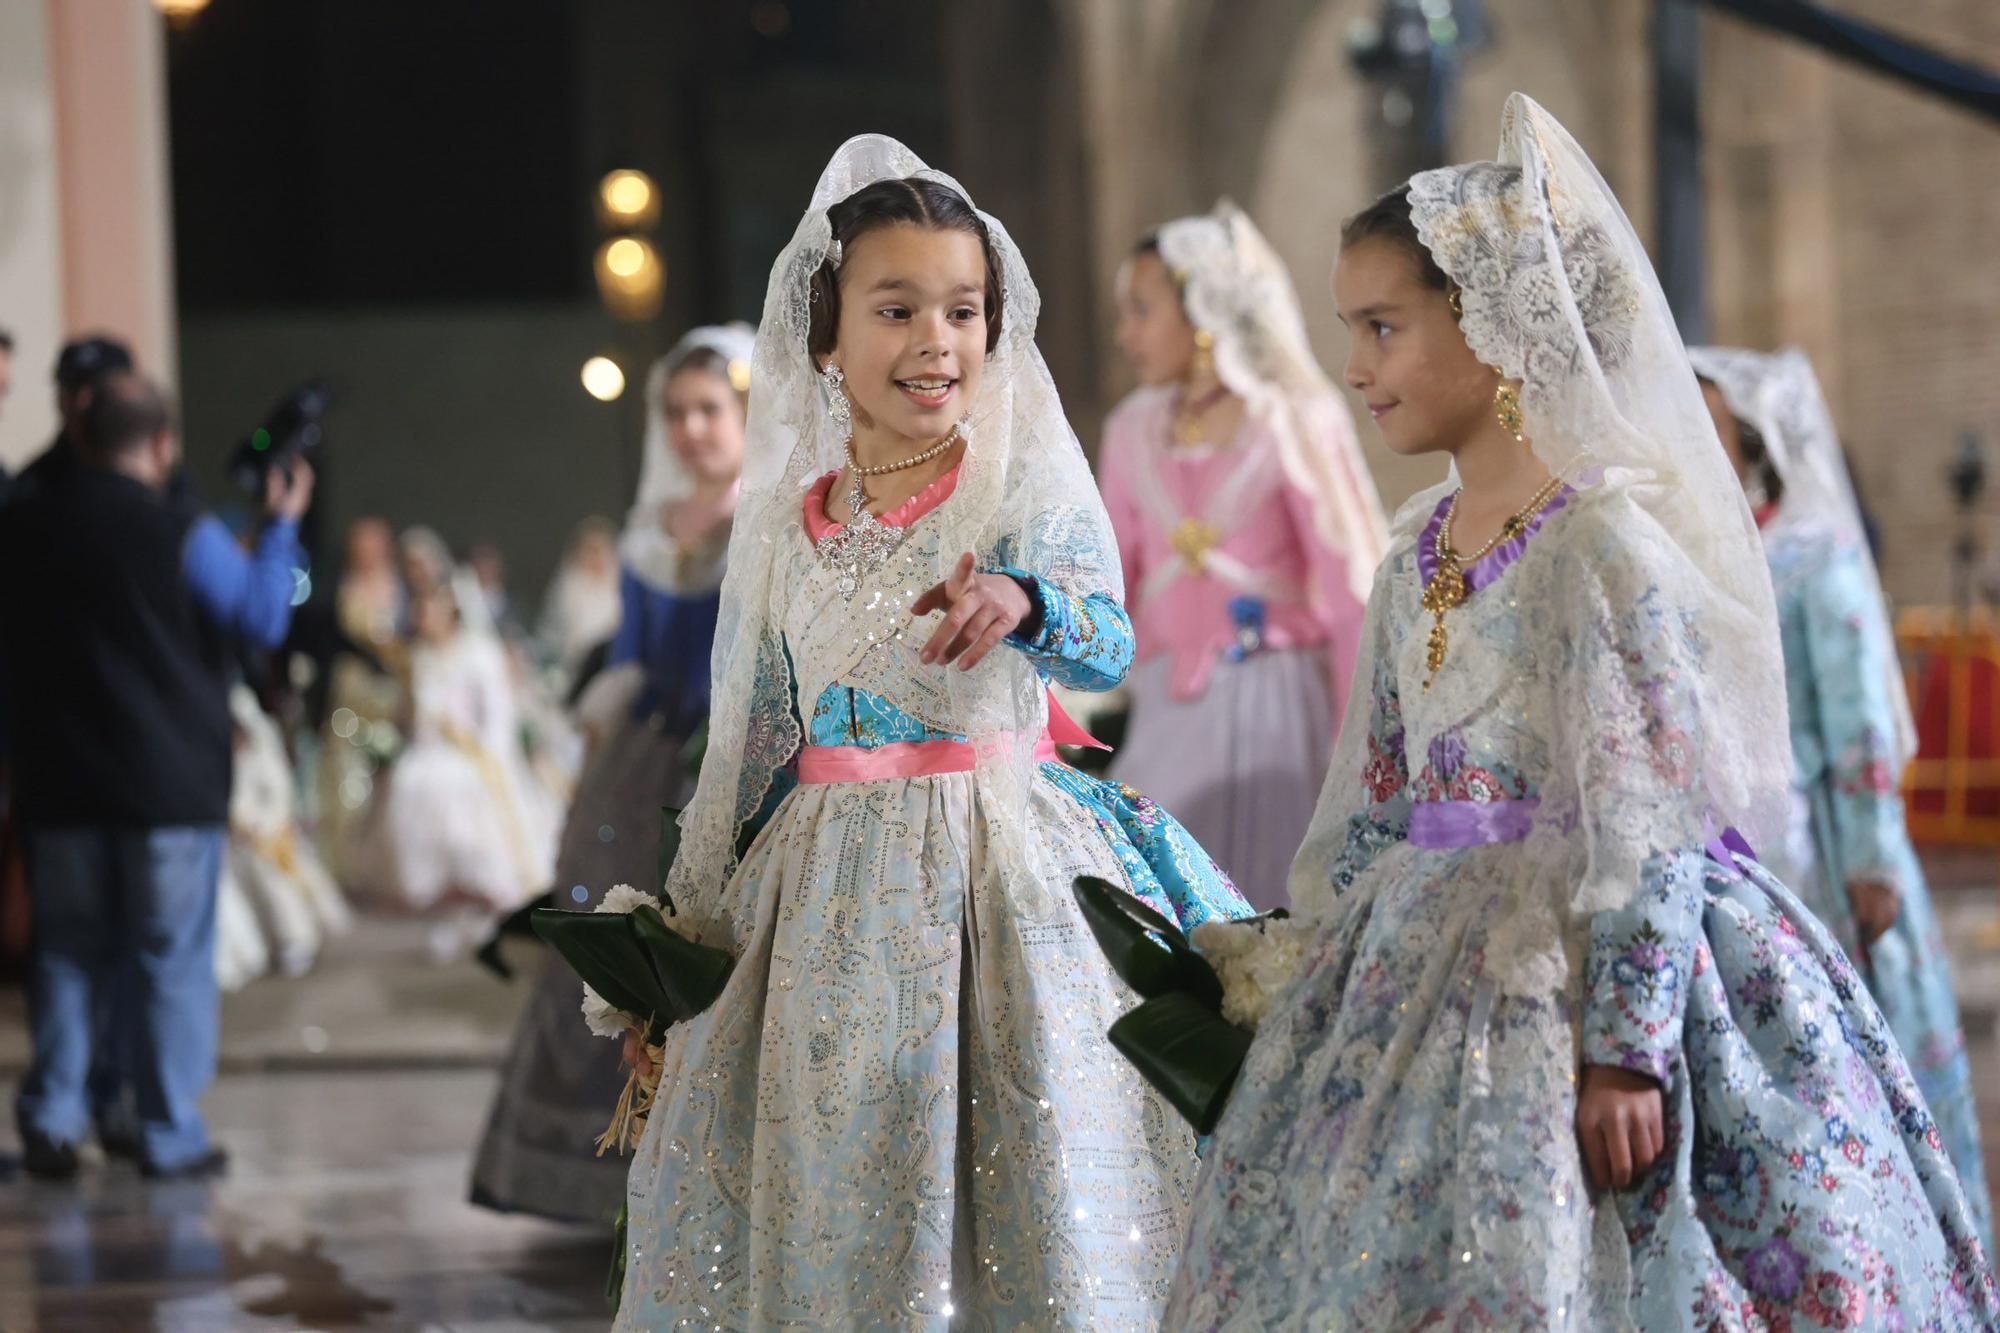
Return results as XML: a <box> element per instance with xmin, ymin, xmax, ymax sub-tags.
<box><xmin>615</xmin><ymin>768</ymin><xmax>1201</xmax><ymax>1330</ymax></box>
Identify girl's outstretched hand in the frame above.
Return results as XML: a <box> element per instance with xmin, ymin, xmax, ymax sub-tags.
<box><xmin>912</xmin><ymin>552</ymin><xmax>1033</xmax><ymax>671</ymax></box>
<box><xmin>1577</xmin><ymin>1063</ymin><xmax>1664</xmax><ymax>1191</ymax></box>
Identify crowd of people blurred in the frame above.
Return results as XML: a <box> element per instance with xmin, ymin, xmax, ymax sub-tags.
<box><xmin>0</xmin><ymin>326</ymin><xmax>636</xmax><ymax>1181</ymax></box>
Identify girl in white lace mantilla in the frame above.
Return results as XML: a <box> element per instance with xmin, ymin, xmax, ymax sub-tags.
<box><xmin>1166</xmin><ymin>94</ymin><xmax>1996</xmax><ymax>1331</ymax></box>
<box><xmin>1102</xmin><ymin>201</ymin><xmax>1388</xmax><ymax>909</ymax></box>
<box><xmin>613</xmin><ymin>137</ymin><xmax>1249</xmax><ymax>1329</ymax></box>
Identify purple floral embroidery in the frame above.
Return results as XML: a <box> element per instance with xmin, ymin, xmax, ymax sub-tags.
<box><xmin>1427</xmin><ymin>730</ymin><xmax>1468</xmax><ymax>778</ymax></box>
<box><xmin>1743</xmin><ymin>1234</ymin><xmax>1808</xmax><ymax>1301</ymax></box>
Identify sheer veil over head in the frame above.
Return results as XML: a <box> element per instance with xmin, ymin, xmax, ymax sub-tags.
<box><xmin>620</xmin><ymin>323</ymin><xmax>756</xmax><ymax>569</ymax></box>
<box><xmin>1291</xmin><ymin>94</ymin><xmax>1792</xmax><ymax>986</ymax></box>
<box><xmin>1155</xmin><ymin>200</ymin><xmax>1388</xmax><ymax>596</ymax></box>
<box><xmin>1690</xmin><ymin>344</ymin><xmax>1914</xmax><ymax>763</ymax></box>
<box><xmin>663</xmin><ymin>135</ymin><xmax>1120</xmax><ymax>926</ymax></box>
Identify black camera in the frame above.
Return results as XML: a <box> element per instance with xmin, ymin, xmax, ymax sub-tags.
<box><xmin>229</xmin><ymin>381</ymin><xmax>331</xmax><ymax>497</ymax></box>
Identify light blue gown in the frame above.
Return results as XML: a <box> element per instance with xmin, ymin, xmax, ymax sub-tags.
<box><xmin>617</xmin><ymin>475</ymin><xmax>1248</xmax><ymax>1329</ymax></box>
<box><xmin>1764</xmin><ymin>520</ymin><xmax>1993</xmax><ymax>1253</ymax></box>
<box><xmin>1167</xmin><ymin>488</ymin><xmax>1997</xmax><ymax>1331</ymax></box>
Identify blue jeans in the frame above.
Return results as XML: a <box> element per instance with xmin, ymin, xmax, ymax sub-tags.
<box><xmin>15</xmin><ymin>825</ymin><xmax>223</xmax><ymax>1168</ymax></box>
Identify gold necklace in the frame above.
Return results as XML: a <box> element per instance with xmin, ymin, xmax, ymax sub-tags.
<box><xmin>1419</xmin><ymin>474</ymin><xmax>1566</xmax><ymax>691</ymax></box>
<box><xmin>1171</xmin><ymin>382</ymin><xmax>1231</xmax><ymax>447</ymax></box>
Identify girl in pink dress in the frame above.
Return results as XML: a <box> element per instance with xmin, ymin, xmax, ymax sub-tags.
<box><xmin>1101</xmin><ymin>201</ymin><xmax>1388</xmax><ymax>909</ymax></box>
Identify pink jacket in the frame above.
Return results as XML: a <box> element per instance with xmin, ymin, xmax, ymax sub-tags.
<box><xmin>1097</xmin><ymin>387</ymin><xmax>1368</xmax><ymax>727</ymax></box>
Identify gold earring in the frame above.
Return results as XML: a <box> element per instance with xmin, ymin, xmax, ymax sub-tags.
<box><xmin>1447</xmin><ymin>285</ymin><xmax>1464</xmax><ymax>320</ymax></box>
<box><xmin>1494</xmin><ymin>379</ymin><xmax>1525</xmax><ymax>442</ymax></box>
<box><xmin>1191</xmin><ymin>329</ymin><xmax>1215</xmax><ymax>377</ymax></box>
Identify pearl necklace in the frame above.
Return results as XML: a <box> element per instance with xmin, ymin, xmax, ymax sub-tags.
<box><xmin>846</xmin><ymin>425</ymin><xmax>961</xmax><ymax>478</ymax></box>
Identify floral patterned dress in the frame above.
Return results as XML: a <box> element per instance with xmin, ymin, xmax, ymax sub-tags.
<box><xmin>1165</xmin><ymin>487</ymin><xmax>1997</xmax><ymax>1331</ymax></box>
<box><xmin>616</xmin><ymin>465</ymin><xmax>1248</xmax><ymax>1330</ymax></box>
<box><xmin>1764</xmin><ymin>520</ymin><xmax>1993</xmax><ymax>1252</ymax></box>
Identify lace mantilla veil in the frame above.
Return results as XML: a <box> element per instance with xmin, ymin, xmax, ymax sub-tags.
<box><xmin>660</xmin><ymin>136</ymin><xmax>1123</xmax><ymax>934</ymax></box>
<box><xmin>1155</xmin><ymin>200</ymin><xmax>1389</xmax><ymax>598</ymax></box>
<box><xmin>1286</xmin><ymin>94</ymin><xmax>1792</xmax><ymax>990</ymax></box>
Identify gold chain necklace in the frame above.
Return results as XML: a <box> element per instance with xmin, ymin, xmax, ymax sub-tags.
<box><xmin>1171</xmin><ymin>382</ymin><xmax>1231</xmax><ymax>447</ymax></box>
<box><xmin>1419</xmin><ymin>474</ymin><xmax>1566</xmax><ymax>691</ymax></box>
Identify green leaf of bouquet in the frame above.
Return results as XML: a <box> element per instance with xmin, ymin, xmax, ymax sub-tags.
<box><xmin>629</xmin><ymin>903</ymin><xmax>735</xmax><ymax>1022</ymax></box>
<box><xmin>679</xmin><ymin>722</ymin><xmax>709</xmax><ymax>781</ymax></box>
<box><xmin>1071</xmin><ymin>875</ymin><xmax>1223</xmax><ymax>1010</ymax></box>
<box><xmin>1108</xmin><ymin>991</ymin><xmax>1254</xmax><ymax>1135</ymax></box>
<box><xmin>529</xmin><ymin>908</ymin><xmax>664</xmax><ymax>1022</ymax></box>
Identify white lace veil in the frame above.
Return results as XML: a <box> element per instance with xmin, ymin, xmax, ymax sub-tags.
<box><xmin>619</xmin><ymin>323</ymin><xmax>755</xmax><ymax>570</ymax></box>
<box><xmin>1155</xmin><ymin>200</ymin><xmax>1388</xmax><ymax>597</ymax></box>
<box><xmin>1289</xmin><ymin>94</ymin><xmax>1791</xmax><ymax>975</ymax></box>
<box><xmin>1690</xmin><ymin>344</ymin><xmax>1915</xmax><ymax>764</ymax></box>
<box><xmin>664</xmin><ymin>135</ymin><xmax>1122</xmax><ymax>929</ymax></box>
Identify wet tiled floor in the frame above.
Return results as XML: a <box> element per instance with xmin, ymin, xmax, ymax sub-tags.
<box><xmin>7</xmin><ymin>852</ymin><xmax>2000</xmax><ymax>1331</ymax></box>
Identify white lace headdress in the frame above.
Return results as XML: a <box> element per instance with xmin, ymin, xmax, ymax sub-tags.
<box><xmin>1290</xmin><ymin>94</ymin><xmax>1792</xmax><ymax>963</ymax></box>
<box><xmin>1690</xmin><ymin>344</ymin><xmax>1914</xmax><ymax>763</ymax></box>
<box><xmin>663</xmin><ymin>135</ymin><xmax>1122</xmax><ymax>928</ymax></box>
<box><xmin>619</xmin><ymin>323</ymin><xmax>755</xmax><ymax>571</ymax></box>
<box><xmin>1155</xmin><ymin>200</ymin><xmax>1388</xmax><ymax>597</ymax></box>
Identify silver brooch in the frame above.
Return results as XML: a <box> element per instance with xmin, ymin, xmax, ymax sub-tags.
<box><xmin>814</xmin><ymin>473</ymin><xmax>904</xmax><ymax>597</ymax></box>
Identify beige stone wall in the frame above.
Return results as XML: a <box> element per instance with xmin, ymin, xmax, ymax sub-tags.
<box><xmin>1060</xmin><ymin>0</ymin><xmax>1656</xmax><ymax>515</ymax></box>
<box><xmin>1704</xmin><ymin>0</ymin><xmax>2000</xmax><ymax>606</ymax></box>
<box><xmin>1059</xmin><ymin>0</ymin><xmax>1998</xmax><ymax>604</ymax></box>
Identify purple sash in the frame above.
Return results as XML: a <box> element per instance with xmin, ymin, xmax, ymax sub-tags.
<box><xmin>1408</xmin><ymin>798</ymin><xmax>1541</xmax><ymax>849</ymax></box>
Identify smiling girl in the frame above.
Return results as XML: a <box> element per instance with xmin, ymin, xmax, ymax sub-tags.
<box><xmin>1163</xmin><ymin>95</ymin><xmax>1995</xmax><ymax>1330</ymax></box>
<box><xmin>611</xmin><ymin>137</ymin><xmax>1246</xmax><ymax>1329</ymax></box>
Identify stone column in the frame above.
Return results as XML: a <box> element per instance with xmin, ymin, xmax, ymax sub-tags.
<box><xmin>46</xmin><ymin>0</ymin><xmax>179</xmax><ymax>388</ymax></box>
<box><xmin>0</xmin><ymin>2</ymin><xmax>65</xmax><ymax>468</ymax></box>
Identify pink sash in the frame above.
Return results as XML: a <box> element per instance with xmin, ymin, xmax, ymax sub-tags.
<box><xmin>796</xmin><ymin>689</ymin><xmax>1108</xmax><ymax>785</ymax></box>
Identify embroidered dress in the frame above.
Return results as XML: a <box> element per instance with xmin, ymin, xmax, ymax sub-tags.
<box><xmin>614</xmin><ymin>138</ymin><xmax>1248</xmax><ymax>1329</ymax></box>
<box><xmin>1690</xmin><ymin>343</ymin><xmax>1994</xmax><ymax>1250</ymax></box>
<box><xmin>1167</xmin><ymin>490</ymin><xmax>1997</xmax><ymax>1330</ymax></box>
<box><xmin>1763</xmin><ymin>522</ymin><xmax>1993</xmax><ymax>1252</ymax></box>
<box><xmin>1166</xmin><ymin>97</ymin><xmax>1995</xmax><ymax>1331</ymax></box>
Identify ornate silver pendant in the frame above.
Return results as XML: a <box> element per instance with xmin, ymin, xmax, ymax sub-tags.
<box><xmin>814</xmin><ymin>474</ymin><xmax>904</xmax><ymax>597</ymax></box>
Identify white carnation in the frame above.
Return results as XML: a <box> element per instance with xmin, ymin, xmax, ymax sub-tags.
<box><xmin>596</xmin><ymin>883</ymin><xmax>658</xmax><ymax>916</ymax></box>
<box><xmin>581</xmin><ymin>983</ymin><xmax>626</xmax><ymax>1039</ymax></box>
<box><xmin>1191</xmin><ymin>915</ymin><xmax>1314</xmax><ymax>1029</ymax></box>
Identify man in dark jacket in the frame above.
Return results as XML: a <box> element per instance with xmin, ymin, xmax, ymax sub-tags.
<box><xmin>0</xmin><ymin>369</ymin><xmax>312</xmax><ymax>1180</ymax></box>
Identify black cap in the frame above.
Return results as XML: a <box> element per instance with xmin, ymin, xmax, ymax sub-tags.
<box><xmin>53</xmin><ymin>335</ymin><xmax>135</xmax><ymax>392</ymax></box>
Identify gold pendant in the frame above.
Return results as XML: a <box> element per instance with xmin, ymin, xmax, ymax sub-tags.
<box><xmin>1420</xmin><ymin>563</ymin><xmax>1466</xmax><ymax>615</ymax></box>
<box><xmin>1171</xmin><ymin>516</ymin><xmax>1222</xmax><ymax>574</ymax></box>
<box><xmin>1419</xmin><ymin>562</ymin><xmax>1466</xmax><ymax>691</ymax></box>
<box><xmin>1424</xmin><ymin>613</ymin><xmax>1449</xmax><ymax>692</ymax></box>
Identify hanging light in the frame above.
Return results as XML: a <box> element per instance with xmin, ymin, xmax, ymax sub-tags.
<box><xmin>597</xmin><ymin>169</ymin><xmax>661</xmax><ymax>232</ymax></box>
<box><xmin>593</xmin><ymin>236</ymin><xmax>665</xmax><ymax>321</ymax></box>
<box><xmin>153</xmin><ymin>0</ymin><xmax>212</xmax><ymax>22</ymax></box>
<box><xmin>581</xmin><ymin>357</ymin><xmax>626</xmax><ymax>403</ymax></box>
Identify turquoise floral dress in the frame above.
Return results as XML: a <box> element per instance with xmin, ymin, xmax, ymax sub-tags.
<box><xmin>1166</xmin><ymin>486</ymin><xmax>1997</xmax><ymax>1331</ymax></box>
<box><xmin>1764</xmin><ymin>518</ymin><xmax>1992</xmax><ymax>1252</ymax></box>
